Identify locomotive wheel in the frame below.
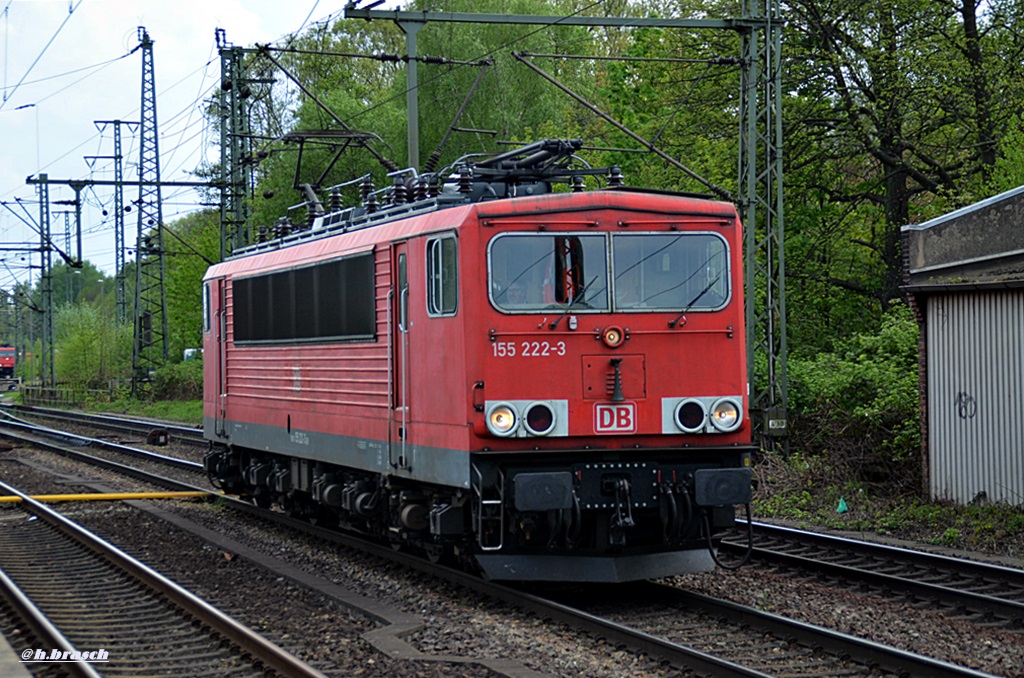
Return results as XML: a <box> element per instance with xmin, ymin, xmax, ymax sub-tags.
<box><xmin>282</xmin><ymin>499</ymin><xmax>300</xmax><ymax>518</ymax></box>
<box><xmin>308</xmin><ymin>506</ymin><xmax>337</xmax><ymax>528</ymax></box>
<box><xmin>424</xmin><ymin>543</ymin><xmax>449</xmax><ymax>564</ymax></box>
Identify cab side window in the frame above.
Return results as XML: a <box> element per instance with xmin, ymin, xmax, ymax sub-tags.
<box><xmin>427</xmin><ymin>235</ymin><xmax>457</xmax><ymax>316</ymax></box>
<box><xmin>202</xmin><ymin>282</ymin><xmax>211</xmax><ymax>333</ymax></box>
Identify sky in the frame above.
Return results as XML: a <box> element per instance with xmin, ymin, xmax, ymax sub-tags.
<box><xmin>0</xmin><ymin>0</ymin><xmax>364</xmax><ymax>288</ymax></box>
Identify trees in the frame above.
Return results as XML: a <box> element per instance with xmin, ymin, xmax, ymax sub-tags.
<box><xmin>23</xmin><ymin>0</ymin><xmax>1024</xmax><ymax>430</ymax></box>
<box><xmin>782</xmin><ymin>0</ymin><xmax>1024</xmax><ymax>350</ymax></box>
<box><xmin>53</xmin><ymin>303</ymin><xmax>132</xmax><ymax>389</ymax></box>
<box><xmin>788</xmin><ymin>303</ymin><xmax>921</xmax><ymax>486</ymax></box>
<box><xmin>161</xmin><ymin>210</ymin><xmax>220</xmax><ymax>361</ymax></box>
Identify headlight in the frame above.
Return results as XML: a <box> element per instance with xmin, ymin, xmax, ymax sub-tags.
<box><xmin>523</xmin><ymin>402</ymin><xmax>556</xmax><ymax>436</ymax></box>
<box><xmin>710</xmin><ymin>398</ymin><xmax>742</xmax><ymax>432</ymax></box>
<box><xmin>486</xmin><ymin>402</ymin><xmax>519</xmax><ymax>437</ymax></box>
<box><xmin>674</xmin><ymin>399</ymin><xmax>707</xmax><ymax>433</ymax></box>
<box><xmin>601</xmin><ymin>325</ymin><xmax>626</xmax><ymax>348</ymax></box>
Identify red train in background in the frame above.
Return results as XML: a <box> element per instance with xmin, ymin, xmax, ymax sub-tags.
<box><xmin>0</xmin><ymin>346</ymin><xmax>15</xmax><ymax>379</ymax></box>
<box><xmin>203</xmin><ymin>140</ymin><xmax>754</xmax><ymax>582</ymax></box>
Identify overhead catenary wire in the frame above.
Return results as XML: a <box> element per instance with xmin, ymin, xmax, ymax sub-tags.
<box><xmin>5</xmin><ymin>1</ymin><xmax>727</xmax><ymax>287</ymax></box>
<box><xmin>338</xmin><ymin>0</ymin><xmax>610</xmax><ymax>127</ymax></box>
<box><xmin>2</xmin><ymin>5</ymin><xmax>337</xmax><ymax>207</ymax></box>
<box><xmin>0</xmin><ymin>0</ymin><xmax>85</xmax><ymax>111</ymax></box>
<box><xmin>243</xmin><ymin>0</ymin><xmax>613</xmax><ymax>175</ymax></box>
<box><xmin>0</xmin><ymin>51</ymin><xmax>133</xmax><ymax>96</ymax></box>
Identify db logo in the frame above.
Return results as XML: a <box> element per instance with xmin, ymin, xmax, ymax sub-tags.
<box><xmin>594</xmin><ymin>402</ymin><xmax>636</xmax><ymax>434</ymax></box>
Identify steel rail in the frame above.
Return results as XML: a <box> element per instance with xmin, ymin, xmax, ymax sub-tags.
<box><xmin>0</xmin><ymin>568</ymin><xmax>102</xmax><ymax>678</ymax></box>
<box><xmin>740</xmin><ymin>521</ymin><xmax>1024</xmax><ymax>581</ymax></box>
<box><xmin>0</xmin><ymin>404</ymin><xmax>205</xmax><ymax>445</ymax></box>
<box><xmin>724</xmin><ymin>521</ymin><xmax>1024</xmax><ymax>626</ymax></box>
<box><xmin>0</xmin><ymin>478</ymin><xmax>328</xmax><ymax>678</ymax></box>
<box><xmin>637</xmin><ymin>583</ymin><xmax>998</xmax><ymax>678</ymax></box>
<box><xmin>287</xmin><ymin>522</ymin><xmax>998</xmax><ymax>677</ymax></box>
<box><xmin>0</xmin><ymin>418</ymin><xmax>203</xmax><ymax>474</ymax></box>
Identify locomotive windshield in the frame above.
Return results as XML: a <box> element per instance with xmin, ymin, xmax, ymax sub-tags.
<box><xmin>488</xmin><ymin>232</ymin><xmax>728</xmax><ymax>313</ymax></box>
<box><xmin>612</xmin><ymin>233</ymin><xmax>728</xmax><ymax>311</ymax></box>
<box><xmin>489</xmin><ymin>234</ymin><xmax>609</xmax><ymax>312</ymax></box>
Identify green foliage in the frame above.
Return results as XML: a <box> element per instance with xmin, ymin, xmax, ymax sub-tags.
<box><xmin>754</xmin><ymin>453</ymin><xmax>1024</xmax><ymax>555</ymax></box>
<box><xmin>53</xmin><ymin>304</ymin><xmax>132</xmax><ymax>388</ymax></box>
<box><xmin>162</xmin><ymin>210</ymin><xmax>220</xmax><ymax>361</ymax></box>
<box><xmin>95</xmin><ymin>396</ymin><xmax>203</xmax><ymax>426</ymax></box>
<box><xmin>17</xmin><ymin>338</ymin><xmax>41</xmax><ymax>381</ymax></box>
<box><xmin>988</xmin><ymin>115</ymin><xmax>1024</xmax><ymax>194</ymax></box>
<box><xmin>788</xmin><ymin>302</ymin><xmax>921</xmax><ymax>483</ymax></box>
<box><xmin>150</xmin><ymin>357</ymin><xmax>204</xmax><ymax>401</ymax></box>
<box><xmin>48</xmin><ymin>261</ymin><xmax>114</xmax><ymax>309</ymax></box>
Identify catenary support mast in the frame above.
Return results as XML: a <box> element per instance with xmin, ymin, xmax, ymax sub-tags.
<box><xmin>132</xmin><ymin>27</ymin><xmax>169</xmax><ymax>391</ymax></box>
<box><xmin>342</xmin><ymin>5</ymin><xmax>788</xmax><ymax>446</ymax></box>
<box><xmin>93</xmin><ymin>120</ymin><xmax>138</xmax><ymax>324</ymax></box>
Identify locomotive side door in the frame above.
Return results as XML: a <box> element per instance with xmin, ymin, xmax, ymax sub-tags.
<box><xmin>389</xmin><ymin>243</ymin><xmax>411</xmax><ymax>469</ymax></box>
<box><xmin>203</xmin><ymin>277</ymin><xmax>228</xmax><ymax>439</ymax></box>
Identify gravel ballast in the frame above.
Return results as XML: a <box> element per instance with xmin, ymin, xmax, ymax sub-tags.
<box><xmin>2</xmin><ymin>448</ymin><xmax>1022</xmax><ymax>677</ymax></box>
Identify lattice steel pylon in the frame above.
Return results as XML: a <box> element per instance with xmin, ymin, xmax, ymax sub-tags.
<box><xmin>92</xmin><ymin>119</ymin><xmax>137</xmax><ymax>324</ymax></box>
<box><xmin>740</xmin><ymin>0</ymin><xmax>788</xmax><ymax>450</ymax></box>
<box><xmin>343</xmin><ymin>6</ymin><xmax>790</xmax><ymax>449</ymax></box>
<box><xmin>216</xmin><ymin>30</ymin><xmax>253</xmax><ymax>257</ymax></box>
<box><xmin>36</xmin><ymin>175</ymin><xmax>55</xmax><ymax>386</ymax></box>
<box><xmin>132</xmin><ymin>27</ymin><xmax>169</xmax><ymax>392</ymax></box>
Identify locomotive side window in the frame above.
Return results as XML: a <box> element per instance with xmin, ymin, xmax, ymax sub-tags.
<box><xmin>398</xmin><ymin>252</ymin><xmax>408</xmax><ymax>330</ymax></box>
<box><xmin>488</xmin><ymin>234</ymin><xmax>608</xmax><ymax>313</ymax></box>
<box><xmin>202</xmin><ymin>282</ymin><xmax>211</xmax><ymax>333</ymax></box>
<box><xmin>426</xmin><ymin>234</ymin><xmax>457</xmax><ymax>317</ymax></box>
<box><xmin>233</xmin><ymin>251</ymin><xmax>376</xmax><ymax>343</ymax></box>
<box><xmin>612</xmin><ymin>233</ymin><xmax>729</xmax><ymax>311</ymax></box>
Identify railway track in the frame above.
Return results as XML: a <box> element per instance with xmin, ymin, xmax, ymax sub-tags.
<box><xmin>0</xmin><ymin>416</ymin><xmax>206</xmax><ymax>491</ymax></box>
<box><xmin>723</xmin><ymin>521</ymin><xmax>1024</xmax><ymax>630</ymax></box>
<box><xmin>0</xmin><ymin>415</ymin><xmax>1011</xmax><ymax>676</ymax></box>
<box><xmin>536</xmin><ymin>580</ymin><xmax>998</xmax><ymax>677</ymax></box>
<box><xmin>0</xmin><ymin>404</ymin><xmax>205</xmax><ymax>447</ymax></box>
<box><xmin>0</xmin><ymin>479</ymin><xmax>325</xmax><ymax>677</ymax></box>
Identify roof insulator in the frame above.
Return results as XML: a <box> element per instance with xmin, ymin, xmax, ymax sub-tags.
<box><xmin>607</xmin><ymin>165</ymin><xmax>624</xmax><ymax>187</ymax></box>
<box><xmin>458</xmin><ymin>164</ymin><xmax>473</xmax><ymax>194</ymax></box>
<box><xmin>392</xmin><ymin>177</ymin><xmax>408</xmax><ymax>204</ymax></box>
<box><xmin>415</xmin><ymin>177</ymin><xmax>429</xmax><ymax>201</ymax></box>
<box><xmin>360</xmin><ymin>176</ymin><xmax>374</xmax><ymax>204</ymax></box>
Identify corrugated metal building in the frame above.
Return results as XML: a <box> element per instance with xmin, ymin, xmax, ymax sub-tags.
<box><xmin>902</xmin><ymin>186</ymin><xmax>1024</xmax><ymax>505</ymax></box>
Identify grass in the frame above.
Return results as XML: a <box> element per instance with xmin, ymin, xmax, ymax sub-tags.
<box><xmin>753</xmin><ymin>449</ymin><xmax>1024</xmax><ymax>560</ymax></box>
<box><xmin>88</xmin><ymin>398</ymin><xmax>203</xmax><ymax>427</ymax></box>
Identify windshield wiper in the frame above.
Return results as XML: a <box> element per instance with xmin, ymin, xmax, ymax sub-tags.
<box><xmin>549</xmin><ymin>275</ymin><xmax>598</xmax><ymax>330</ymax></box>
<box><xmin>493</xmin><ymin>249</ymin><xmax>552</xmax><ymax>303</ymax></box>
<box><xmin>668</xmin><ymin>274</ymin><xmax>721</xmax><ymax>328</ymax></box>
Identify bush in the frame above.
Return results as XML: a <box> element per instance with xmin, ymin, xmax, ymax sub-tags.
<box><xmin>150</xmin><ymin>357</ymin><xmax>203</xmax><ymax>401</ymax></box>
<box><xmin>787</xmin><ymin>302</ymin><xmax>921</xmax><ymax>492</ymax></box>
<box><xmin>53</xmin><ymin>304</ymin><xmax>133</xmax><ymax>388</ymax></box>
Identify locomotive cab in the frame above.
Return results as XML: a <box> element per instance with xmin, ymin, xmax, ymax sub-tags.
<box><xmin>458</xmin><ymin>196</ymin><xmax>753</xmax><ymax>580</ymax></box>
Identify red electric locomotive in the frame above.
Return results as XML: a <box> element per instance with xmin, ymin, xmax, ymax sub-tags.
<box><xmin>0</xmin><ymin>346</ymin><xmax>15</xmax><ymax>379</ymax></box>
<box><xmin>203</xmin><ymin>140</ymin><xmax>753</xmax><ymax>582</ymax></box>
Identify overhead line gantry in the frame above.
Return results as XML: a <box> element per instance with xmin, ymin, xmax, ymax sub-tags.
<box><xmin>340</xmin><ymin>4</ymin><xmax>788</xmax><ymax>446</ymax></box>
